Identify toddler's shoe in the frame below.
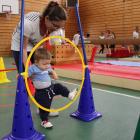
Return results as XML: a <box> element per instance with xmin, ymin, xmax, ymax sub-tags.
<box><xmin>37</xmin><ymin>107</ymin><xmax>39</xmax><ymax>114</ymax></box>
<box><xmin>49</xmin><ymin>108</ymin><xmax>59</xmax><ymax>116</ymax></box>
<box><xmin>68</xmin><ymin>88</ymin><xmax>78</xmax><ymax>101</ymax></box>
<box><xmin>37</xmin><ymin>107</ymin><xmax>59</xmax><ymax>116</ymax></box>
<box><xmin>41</xmin><ymin>120</ymin><xmax>53</xmax><ymax>128</ymax></box>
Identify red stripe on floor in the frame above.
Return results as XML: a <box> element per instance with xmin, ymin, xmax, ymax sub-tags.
<box><xmin>7</xmin><ymin>73</ymin><xmax>18</xmax><ymax>75</ymax></box>
<box><xmin>0</xmin><ymin>87</ymin><xmax>16</xmax><ymax>88</ymax></box>
<box><xmin>60</xmin><ymin>79</ymin><xmax>78</xmax><ymax>84</ymax></box>
<box><xmin>4</xmin><ymin>61</ymin><xmax>8</xmax><ymax>63</ymax></box>
<box><xmin>0</xmin><ymin>96</ymin><xmax>62</xmax><ymax>108</ymax></box>
<box><xmin>93</xmin><ymin>85</ymin><xmax>108</xmax><ymax>90</ymax></box>
<box><xmin>0</xmin><ymin>93</ymin><xmax>16</xmax><ymax>96</ymax></box>
<box><xmin>76</xmin><ymin>82</ymin><xmax>81</xmax><ymax>85</ymax></box>
<box><xmin>0</xmin><ymin>104</ymin><xmax>15</xmax><ymax>107</ymax></box>
<box><xmin>65</xmin><ymin>83</ymin><xmax>75</xmax><ymax>86</ymax></box>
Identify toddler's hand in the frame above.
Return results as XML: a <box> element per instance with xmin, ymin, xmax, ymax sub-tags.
<box><xmin>52</xmin><ymin>74</ymin><xmax>58</xmax><ymax>80</ymax></box>
<box><xmin>29</xmin><ymin>74</ymin><xmax>35</xmax><ymax>79</ymax></box>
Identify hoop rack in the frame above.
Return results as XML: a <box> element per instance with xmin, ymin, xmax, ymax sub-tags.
<box><xmin>4</xmin><ymin>10</ymin><xmax>12</xmax><ymax>19</ymax></box>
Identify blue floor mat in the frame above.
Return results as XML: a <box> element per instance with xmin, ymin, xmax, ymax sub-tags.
<box><xmin>95</xmin><ymin>61</ymin><xmax>140</xmax><ymax>67</ymax></box>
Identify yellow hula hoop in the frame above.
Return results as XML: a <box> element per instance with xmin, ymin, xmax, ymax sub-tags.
<box><xmin>22</xmin><ymin>36</ymin><xmax>88</xmax><ymax>112</ymax></box>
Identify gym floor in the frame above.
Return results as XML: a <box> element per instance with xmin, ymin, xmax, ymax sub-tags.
<box><xmin>0</xmin><ymin>56</ymin><xmax>140</xmax><ymax>140</ymax></box>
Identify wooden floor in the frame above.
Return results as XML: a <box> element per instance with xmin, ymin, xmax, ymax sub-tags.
<box><xmin>0</xmin><ymin>56</ymin><xmax>140</xmax><ymax>140</ymax></box>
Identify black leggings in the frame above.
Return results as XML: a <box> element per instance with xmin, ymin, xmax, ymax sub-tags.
<box><xmin>106</xmin><ymin>45</ymin><xmax>109</xmax><ymax>49</ymax></box>
<box><xmin>99</xmin><ymin>44</ymin><xmax>104</xmax><ymax>54</ymax></box>
<box><xmin>12</xmin><ymin>50</ymin><xmax>34</xmax><ymax>73</ymax></box>
<box><xmin>35</xmin><ymin>83</ymin><xmax>70</xmax><ymax>121</ymax></box>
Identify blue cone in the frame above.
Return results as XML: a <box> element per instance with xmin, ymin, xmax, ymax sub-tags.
<box><xmin>2</xmin><ymin>76</ymin><xmax>45</xmax><ymax>140</ymax></box>
<box><xmin>70</xmin><ymin>68</ymin><xmax>102</xmax><ymax>122</ymax></box>
<box><xmin>133</xmin><ymin>115</ymin><xmax>140</xmax><ymax>140</ymax></box>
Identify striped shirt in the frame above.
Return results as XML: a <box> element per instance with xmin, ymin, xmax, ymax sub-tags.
<box><xmin>11</xmin><ymin>12</ymin><xmax>46</xmax><ymax>52</ymax></box>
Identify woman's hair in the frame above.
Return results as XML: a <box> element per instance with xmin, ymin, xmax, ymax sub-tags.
<box><xmin>34</xmin><ymin>48</ymin><xmax>52</xmax><ymax>62</ymax></box>
<box><xmin>101</xmin><ymin>32</ymin><xmax>104</xmax><ymax>35</ymax></box>
<box><xmin>112</xmin><ymin>32</ymin><xmax>116</xmax><ymax>38</ymax></box>
<box><xmin>107</xmin><ymin>30</ymin><xmax>110</xmax><ymax>34</ymax></box>
<box><xmin>40</xmin><ymin>1</ymin><xmax>67</xmax><ymax>21</ymax></box>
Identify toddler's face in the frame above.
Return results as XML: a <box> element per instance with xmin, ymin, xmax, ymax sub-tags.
<box><xmin>35</xmin><ymin>59</ymin><xmax>51</xmax><ymax>70</ymax></box>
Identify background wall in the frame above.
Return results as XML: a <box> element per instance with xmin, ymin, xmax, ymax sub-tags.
<box><xmin>0</xmin><ymin>0</ymin><xmax>77</xmax><ymax>56</ymax></box>
<box><xmin>0</xmin><ymin>0</ymin><xmax>140</xmax><ymax>56</ymax></box>
<box><xmin>79</xmin><ymin>0</ymin><xmax>140</xmax><ymax>53</ymax></box>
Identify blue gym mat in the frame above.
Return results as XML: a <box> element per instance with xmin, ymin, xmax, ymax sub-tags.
<box><xmin>95</xmin><ymin>61</ymin><xmax>140</xmax><ymax>67</ymax></box>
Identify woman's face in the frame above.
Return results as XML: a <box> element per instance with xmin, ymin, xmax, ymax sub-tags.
<box><xmin>44</xmin><ymin>16</ymin><xmax>66</xmax><ymax>33</ymax></box>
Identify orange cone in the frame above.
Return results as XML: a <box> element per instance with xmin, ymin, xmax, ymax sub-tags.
<box><xmin>28</xmin><ymin>61</ymin><xmax>35</xmax><ymax>96</ymax></box>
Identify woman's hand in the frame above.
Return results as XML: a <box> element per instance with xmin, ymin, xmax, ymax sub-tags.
<box><xmin>16</xmin><ymin>74</ymin><xmax>19</xmax><ymax>81</ymax></box>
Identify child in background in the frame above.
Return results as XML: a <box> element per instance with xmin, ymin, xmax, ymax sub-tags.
<box><xmin>109</xmin><ymin>32</ymin><xmax>116</xmax><ymax>53</ymax></box>
<box><xmin>73</xmin><ymin>30</ymin><xmax>80</xmax><ymax>45</ymax></box>
<box><xmin>84</xmin><ymin>33</ymin><xmax>91</xmax><ymax>44</ymax></box>
<box><xmin>28</xmin><ymin>48</ymin><xmax>78</xmax><ymax>128</ymax></box>
<box><xmin>105</xmin><ymin>30</ymin><xmax>111</xmax><ymax>53</ymax></box>
<box><xmin>122</xmin><ymin>44</ymin><xmax>130</xmax><ymax>53</ymax></box>
<box><xmin>99</xmin><ymin>32</ymin><xmax>105</xmax><ymax>54</ymax></box>
<box><xmin>86</xmin><ymin>33</ymin><xmax>90</xmax><ymax>39</ymax></box>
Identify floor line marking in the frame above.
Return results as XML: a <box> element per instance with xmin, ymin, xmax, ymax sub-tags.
<box><xmin>60</xmin><ymin>79</ymin><xmax>78</xmax><ymax>84</ymax></box>
<box><xmin>75</xmin><ymin>82</ymin><xmax>81</xmax><ymax>84</ymax></box>
<box><xmin>1</xmin><ymin>79</ymin><xmax>139</xmax><ymax>107</ymax></box>
<box><xmin>0</xmin><ymin>96</ymin><xmax>62</xmax><ymax>108</ymax></box>
<box><xmin>0</xmin><ymin>87</ymin><xmax>16</xmax><ymax>88</ymax></box>
<box><xmin>65</xmin><ymin>83</ymin><xmax>76</xmax><ymax>86</ymax></box>
<box><xmin>93</xmin><ymin>85</ymin><xmax>108</xmax><ymax>90</ymax></box>
<box><xmin>7</xmin><ymin>73</ymin><xmax>18</xmax><ymax>75</ymax></box>
<box><xmin>0</xmin><ymin>93</ymin><xmax>16</xmax><ymax>96</ymax></box>
<box><xmin>52</xmin><ymin>79</ymin><xmax>140</xmax><ymax>100</ymax></box>
<box><xmin>4</xmin><ymin>61</ymin><xmax>8</xmax><ymax>63</ymax></box>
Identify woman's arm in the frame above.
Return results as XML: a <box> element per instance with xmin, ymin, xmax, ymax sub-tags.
<box><xmin>23</xmin><ymin>36</ymin><xmax>29</xmax><ymax>68</ymax></box>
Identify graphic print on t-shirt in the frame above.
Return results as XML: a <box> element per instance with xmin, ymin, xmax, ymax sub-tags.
<box><xmin>28</xmin><ymin>38</ymin><xmax>38</xmax><ymax>46</ymax></box>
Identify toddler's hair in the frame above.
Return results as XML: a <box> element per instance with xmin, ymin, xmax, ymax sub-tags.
<box><xmin>34</xmin><ymin>48</ymin><xmax>52</xmax><ymax>62</ymax></box>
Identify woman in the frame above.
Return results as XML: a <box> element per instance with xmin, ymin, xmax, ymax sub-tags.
<box><xmin>99</xmin><ymin>32</ymin><xmax>105</xmax><ymax>54</ymax></box>
<box><xmin>11</xmin><ymin>1</ymin><xmax>67</xmax><ymax>73</ymax></box>
<box><xmin>109</xmin><ymin>32</ymin><xmax>116</xmax><ymax>53</ymax></box>
<box><xmin>105</xmin><ymin>30</ymin><xmax>110</xmax><ymax>53</ymax></box>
